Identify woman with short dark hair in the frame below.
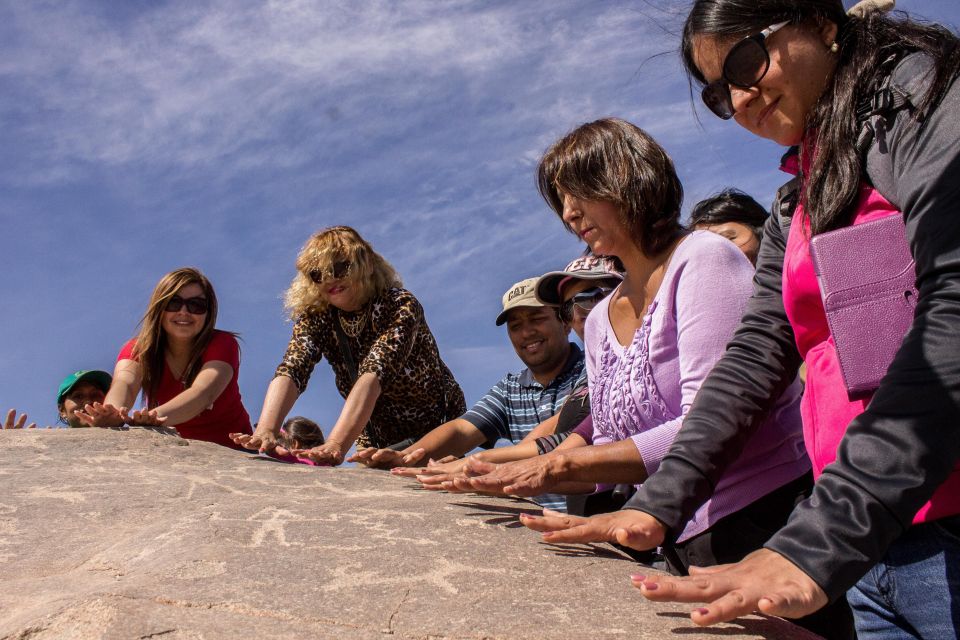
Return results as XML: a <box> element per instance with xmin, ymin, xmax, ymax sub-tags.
<box><xmin>510</xmin><ymin>119</ymin><xmax>816</xmax><ymax>619</ymax></box>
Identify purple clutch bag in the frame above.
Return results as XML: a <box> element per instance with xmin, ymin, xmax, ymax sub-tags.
<box><xmin>809</xmin><ymin>213</ymin><xmax>918</xmax><ymax>398</ymax></box>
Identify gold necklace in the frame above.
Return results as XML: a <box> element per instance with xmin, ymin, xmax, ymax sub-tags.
<box><xmin>338</xmin><ymin>308</ymin><xmax>367</xmax><ymax>338</ymax></box>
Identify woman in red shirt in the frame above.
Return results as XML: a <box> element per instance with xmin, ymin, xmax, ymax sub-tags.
<box><xmin>77</xmin><ymin>267</ymin><xmax>252</xmax><ymax>448</ymax></box>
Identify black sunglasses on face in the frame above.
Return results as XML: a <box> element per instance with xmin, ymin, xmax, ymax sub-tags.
<box><xmin>701</xmin><ymin>21</ymin><xmax>789</xmax><ymax>120</ymax></box>
<box><xmin>165</xmin><ymin>295</ymin><xmax>209</xmax><ymax>315</ymax></box>
<box><xmin>308</xmin><ymin>259</ymin><xmax>352</xmax><ymax>284</ymax></box>
<box><xmin>560</xmin><ymin>287</ymin><xmax>613</xmax><ymax>322</ymax></box>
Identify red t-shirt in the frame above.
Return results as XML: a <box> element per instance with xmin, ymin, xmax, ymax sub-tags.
<box><xmin>118</xmin><ymin>330</ymin><xmax>252</xmax><ymax>448</ymax></box>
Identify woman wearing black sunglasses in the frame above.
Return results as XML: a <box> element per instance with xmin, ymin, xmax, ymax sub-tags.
<box><xmin>76</xmin><ymin>267</ymin><xmax>253</xmax><ymax>449</ymax></box>
<box><xmin>231</xmin><ymin>225</ymin><xmax>465</xmax><ymax>467</ymax></box>
<box><xmin>524</xmin><ymin>1</ymin><xmax>960</xmax><ymax>636</ymax></box>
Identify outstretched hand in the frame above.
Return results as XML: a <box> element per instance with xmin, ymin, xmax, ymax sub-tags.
<box><xmin>348</xmin><ymin>446</ymin><xmax>427</xmax><ymax>469</ymax></box>
<box><xmin>3</xmin><ymin>409</ymin><xmax>37</xmax><ymax>430</ymax></box>
<box><xmin>392</xmin><ymin>455</ymin><xmax>467</xmax><ymax>478</ymax></box>
<box><xmin>121</xmin><ymin>407</ymin><xmax>168</xmax><ymax>427</ymax></box>
<box><xmin>292</xmin><ymin>442</ymin><xmax>344</xmax><ymax>466</ymax></box>
<box><xmin>74</xmin><ymin>402</ymin><xmax>125</xmax><ymax>429</ymax></box>
<box><xmin>230</xmin><ymin>427</ymin><xmax>279</xmax><ymax>454</ymax></box>
<box><xmin>519</xmin><ymin>508</ymin><xmax>666</xmax><ymax>550</ymax></box>
<box><xmin>631</xmin><ymin>548</ymin><xmax>828</xmax><ymax>626</ymax></box>
<box><xmin>460</xmin><ymin>455</ymin><xmax>559</xmax><ymax>497</ymax></box>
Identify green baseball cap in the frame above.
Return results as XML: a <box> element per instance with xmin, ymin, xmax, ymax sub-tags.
<box><xmin>56</xmin><ymin>370</ymin><xmax>113</xmax><ymax>405</ymax></box>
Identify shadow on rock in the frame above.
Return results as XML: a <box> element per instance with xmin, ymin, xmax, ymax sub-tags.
<box><xmin>657</xmin><ymin>611</ymin><xmax>805</xmax><ymax>637</ymax></box>
<box><xmin>539</xmin><ymin>541</ymin><xmax>636</xmax><ymax>562</ymax></box>
<box><xmin>449</xmin><ymin>500</ymin><xmax>542</xmax><ymax>527</ymax></box>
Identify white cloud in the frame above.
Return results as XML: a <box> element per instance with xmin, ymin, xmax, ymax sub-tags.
<box><xmin>1</xmin><ymin>1</ymin><xmax>694</xmax><ymax>184</ymax></box>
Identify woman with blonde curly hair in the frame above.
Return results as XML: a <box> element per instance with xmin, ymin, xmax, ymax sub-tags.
<box><xmin>232</xmin><ymin>226</ymin><xmax>465</xmax><ymax>466</ymax></box>
<box><xmin>77</xmin><ymin>267</ymin><xmax>253</xmax><ymax>448</ymax></box>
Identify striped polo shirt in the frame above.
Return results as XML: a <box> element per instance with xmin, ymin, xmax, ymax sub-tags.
<box><xmin>461</xmin><ymin>343</ymin><xmax>586</xmax><ymax>511</ymax></box>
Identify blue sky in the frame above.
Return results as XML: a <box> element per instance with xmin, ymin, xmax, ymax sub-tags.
<box><xmin>2</xmin><ymin>0</ymin><xmax>958</xmax><ymax>437</ymax></box>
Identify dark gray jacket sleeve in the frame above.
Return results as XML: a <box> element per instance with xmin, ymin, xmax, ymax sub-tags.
<box><xmin>623</xmin><ymin>207</ymin><xmax>802</xmax><ymax>537</ymax></box>
<box><xmin>766</xmin><ymin>60</ymin><xmax>960</xmax><ymax>601</ymax></box>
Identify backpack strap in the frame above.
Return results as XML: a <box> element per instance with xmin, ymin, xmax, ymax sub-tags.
<box><xmin>855</xmin><ymin>53</ymin><xmax>914</xmax><ymax>158</ymax></box>
<box><xmin>773</xmin><ymin>146</ymin><xmax>802</xmax><ymax>235</ymax></box>
<box><xmin>775</xmin><ymin>175</ymin><xmax>801</xmax><ymax>233</ymax></box>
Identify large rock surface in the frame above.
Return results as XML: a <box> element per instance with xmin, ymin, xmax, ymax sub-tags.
<box><xmin>0</xmin><ymin>429</ymin><xmax>818</xmax><ymax>639</ymax></box>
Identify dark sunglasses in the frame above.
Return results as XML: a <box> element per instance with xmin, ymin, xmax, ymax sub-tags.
<box><xmin>165</xmin><ymin>295</ymin><xmax>209</xmax><ymax>315</ymax></box>
<box><xmin>308</xmin><ymin>259</ymin><xmax>352</xmax><ymax>284</ymax></box>
<box><xmin>701</xmin><ymin>21</ymin><xmax>789</xmax><ymax>120</ymax></box>
<box><xmin>560</xmin><ymin>287</ymin><xmax>613</xmax><ymax>322</ymax></box>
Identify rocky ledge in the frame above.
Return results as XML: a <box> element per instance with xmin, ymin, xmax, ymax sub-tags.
<box><xmin>0</xmin><ymin>429</ymin><xmax>817</xmax><ymax>639</ymax></box>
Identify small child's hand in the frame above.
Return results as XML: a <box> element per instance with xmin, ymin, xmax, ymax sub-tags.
<box><xmin>292</xmin><ymin>442</ymin><xmax>344</xmax><ymax>466</ymax></box>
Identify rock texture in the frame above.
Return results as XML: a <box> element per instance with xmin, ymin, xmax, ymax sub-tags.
<box><xmin>0</xmin><ymin>429</ymin><xmax>818</xmax><ymax>639</ymax></box>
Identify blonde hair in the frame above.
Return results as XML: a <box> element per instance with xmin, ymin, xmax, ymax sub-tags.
<box><xmin>284</xmin><ymin>226</ymin><xmax>402</xmax><ymax>319</ymax></box>
<box><xmin>133</xmin><ymin>267</ymin><xmax>224</xmax><ymax>406</ymax></box>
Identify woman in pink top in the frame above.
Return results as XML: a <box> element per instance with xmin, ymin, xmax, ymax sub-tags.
<box><xmin>77</xmin><ymin>267</ymin><xmax>252</xmax><ymax>448</ymax></box>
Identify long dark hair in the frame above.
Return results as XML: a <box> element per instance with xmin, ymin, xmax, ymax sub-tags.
<box><xmin>689</xmin><ymin>188</ymin><xmax>769</xmax><ymax>242</ymax></box>
<box><xmin>537</xmin><ymin>118</ymin><xmax>684</xmax><ymax>257</ymax></box>
<box><xmin>682</xmin><ymin>1</ymin><xmax>960</xmax><ymax>234</ymax></box>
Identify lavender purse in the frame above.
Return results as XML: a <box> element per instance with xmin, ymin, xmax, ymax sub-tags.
<box><xmin>809</xmin><ymin>213</ymin><xmax>918</xmax><ymax>398</ymax></box>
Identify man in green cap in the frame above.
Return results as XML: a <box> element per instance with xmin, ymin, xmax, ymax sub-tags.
<box><xmin>57</xmin><ymin>370</ymin><xmax>113</xmax><ymax>428</ymax></box>
<box><xmin>3</xmin><ymin>370</ymin><xmax>113</xmax><ymax>429</ymax></box>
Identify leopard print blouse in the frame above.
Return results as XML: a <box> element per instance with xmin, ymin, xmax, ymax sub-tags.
<box><xmin>275</xmin><ymin>288</ymin><xmax>466</xmax><ymax>449</ymax></box>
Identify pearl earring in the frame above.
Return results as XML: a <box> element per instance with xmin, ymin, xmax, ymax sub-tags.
<box><xmin>830</xmin><ymin>41</ymin><xmax>839</xmax><ymax>53</ymax></box>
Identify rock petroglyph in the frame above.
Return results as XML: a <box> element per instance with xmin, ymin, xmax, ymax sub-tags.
<box><xmin>0</xmin><ymin>429</ymin><xmax>819</xmax><ymax>639</ymax></box>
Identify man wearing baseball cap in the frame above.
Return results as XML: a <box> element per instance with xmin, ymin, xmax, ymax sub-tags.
<box><xmin>451</xmin><ymin>254</ymin><xmax>626</xmax><ymax>516</ymax></box>
<box><xmin>4</xmin><ymin>370</ymin><xmax>113</xmax><ymax>430</ymax></box>
<box><xmin>350</xmin><ymin>277</ymin><xmax>584</xmax><ymax>511</ymax></box>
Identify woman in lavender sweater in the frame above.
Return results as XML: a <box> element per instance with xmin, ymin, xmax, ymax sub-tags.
<box><xmin>471</xmin><ymin>118</ymin><xmax>821</xmax><ymax>597</ymax></box>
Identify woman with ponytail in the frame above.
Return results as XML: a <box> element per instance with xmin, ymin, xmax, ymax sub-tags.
<box><xmin>522</xmin><ymin>1</ymin><xmax>960</xmax><ymax>636</ymax></box>
<box><xmin>77</xmin><ymin>267</ymin><xmax>253</xmax><ymax>448</ymax></box>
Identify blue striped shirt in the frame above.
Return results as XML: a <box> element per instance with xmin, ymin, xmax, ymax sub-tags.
<box><xmin>461</xmin><ymin>344</ymin><xmax>586</xmax><ymax>511</ymax></box>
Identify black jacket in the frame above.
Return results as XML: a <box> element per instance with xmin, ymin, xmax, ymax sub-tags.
<box><xmin>624</xmin><ymin>54</ymin><xmax>960</xmax><ymax>601</ymax></box>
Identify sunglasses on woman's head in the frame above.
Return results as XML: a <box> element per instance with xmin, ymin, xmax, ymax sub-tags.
<box><xmin>308</xmin><ymin>259</ymin><xmax>352</xmax><ymax>284</ymax></box>
<box><xmin>165</xmin><ymin>295</ymin><xmax>209</xmax><ymax>315</ymax></box>
<box><xmin>560</xmin><ymin>287</ymin><xmax>613</xmax><ymax>322</ymax></box>
<box><xmin>701</xmin><ymin>21</ymin><xmax>789</xmax><ymax>120</ymax></box>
